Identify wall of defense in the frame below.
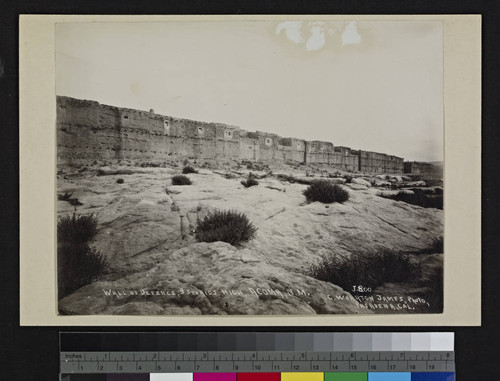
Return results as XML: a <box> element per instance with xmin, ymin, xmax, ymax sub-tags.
<box><xmin>57</xmin><ymin>96</ymin><xmax>405</xmax><ymax>173</ymax></box>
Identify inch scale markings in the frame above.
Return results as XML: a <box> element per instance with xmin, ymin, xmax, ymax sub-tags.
<box><xmin>60</xmin><ymin>351</ymin><xmax>455</xmax><ymax>374</ymax></box>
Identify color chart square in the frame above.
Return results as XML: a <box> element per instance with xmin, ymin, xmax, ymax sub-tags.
<box><xmin>281</xmin><ymin>372</ymin><xmax>324</xmax><ymax>381</ymax></box>
<box><xmin>193</xmin><ymin>373</ymin><xmax>236</xmax><ymax>381</ymax></box>
<box><xmin>411</xmin><ymin>373</ymin><xmax>455</xmax><ymax>381</ymax></box>
<box><xmin>237</xmin><ymin>373</ymin><xmax>281</xmax><ymax>380</ymax></box>
<box><xmin>325</xmin><ymin>372</ymin><xmax>368</xmax><ymax>381</ymax></box>
<box><xmin>368</xmin><ymin>373</ymin><xmax>411</xmax><ymax>381</ymax></box>
<box><xmin>150</xmin><ymin>373</ymin><xmax>194</xmax><ymax>380</ymax></box>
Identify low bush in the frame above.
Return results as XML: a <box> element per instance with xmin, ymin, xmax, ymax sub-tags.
<box><xmin>415</xmin><ymin>236</ymin><xmax>444</xmax><ymax>254</ymax></box>
<box><xmin>58</xmin><ymin>213</ymin><xmax>98</xmax><ymax>244</ymax></box>
<box><xmin>277</xmin><ymin>174</ymin><xmax>297</xmax><ymax>183</ymax></box>
<box><xmin>58</xmin><ymin>192</ymin><xmax>82</xmax><ymax>206</ymax></box>
<box><xmin>241</xmin><ymin>173</ymin><xmax>259</xmax><ymax>188</ymax></box>
<box><xmin>303</xmin><ymin>180</ymin><xmax>349</xmax><ymax>204</ymax></box>
<box><xmin>58</xmin><ymin>192</ymin><xmax>73</xmax><ymax>201</ymax></box>
<box><xmin>379</xmin><ymin>189</ymin><xmax>443</xmax><ymax>209</ymax></box>
<box><xmin>182</xmin><ymin>165</ymin><xmax>198</xmax><ymax>174</ymax></box>
<box><xmin>225</xmin><ymin>173</ymin><xmax>238</xmax><ymax>179</ymax></box>
<box><xmin>116</xmin><ymin>178</ymin><xmax>124</xmax><ymax>184</ymax></box>
<box><xmin>171</xmin><ymin>175</ymin><xmax>192</xmax><ymax>185</ymax></box>
<box><xmin>139</xmin><ymin>162</ymin><xmax>161</xmax><ymax>168</ymax></box>
<box><xmin>57</xmin><ymin>213</ymin><xmax>107</xmax><ymax>299</ymax></box>
<box><xmin>432</xmin><ymin>236</ymin><xmax>444</xmax><ymax>253</ymax></box>
<box><xmin>242</xmin><ymin>160</ymin><xmax>269</xmax><ymax>171</ymax></box>
<box><xmin>58</xmin><ymin>242</ymin><xmax>108</xmax><ymax>299</ymax></box>
<box><xmin>308</xmin><ymin>251</ymin><xmax>420</xmax><ymax>291</ymax></box>
<box><xmin>196</xmin><ymin>210</ymin><xmax>257</xmax><ymax>245</ymax></box>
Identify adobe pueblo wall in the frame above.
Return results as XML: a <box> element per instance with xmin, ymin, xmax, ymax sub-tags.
<box><xmin>57</xmin><ymin>96</ymin><xmax>407</xmax><ymax>174</ymax></box>
<box><xmin>404</xmin><ymin>161</ymin><xmax>442</xmax><ymax>178</ymax></box>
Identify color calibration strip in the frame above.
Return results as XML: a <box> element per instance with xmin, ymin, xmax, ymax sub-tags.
<box><xmin>60</xmin><ymin>333</ymin><xmax>454</xmax><ymax>352</ymax></box>
<box><xmin>60</xmin><ymin>372</ymin><xmax>456</xmax><ymax>380</ymax></box>
<box><xmin>60</xmin><ymin>333</ymin><xmax>454</xmax><ymax>380</ymax></box>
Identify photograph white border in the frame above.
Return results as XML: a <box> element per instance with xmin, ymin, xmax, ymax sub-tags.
<box><xmin>19</xmin><ymin>14</ymin><xmax>481</xmax><ymax>326</ymax></box>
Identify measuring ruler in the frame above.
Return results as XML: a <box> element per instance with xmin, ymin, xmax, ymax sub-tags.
<box><xmin>61</xmin><ymin>350</ymin><xmax>455</xmax><ymax>374</ymax></box>
<box><xmin>60</xmin><ymin>332</ymin><xmax>455</xmax><ymax>379</ymax></box>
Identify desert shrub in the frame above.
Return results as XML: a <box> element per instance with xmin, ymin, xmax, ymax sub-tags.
<box><xmin>242</xmin><ymin>160</ymin><xmax>269</xmax><ymax>171</ymax></box>
<box><xmin>379</xmin><ymin>189</ymin><xmax>443</xmax><ymax>209</ymax></box>
<box><xmin>58</xmin><ymin>192</ymin><xmax>73</xmax><ymax>201</ymax></box>
<box><xmin>58</xmin><ymin>192</ymin><xmax>83</xmax><ymax>207</ymax></box>
<box><xmin>241</xmin><ymin>173</ymin><xmax>259</xmax><ymax>188</ymax></box>
<box><xmin>182</xmin><ymin>165</ymin><xmax>198</xmax><ymax>174</ymax></box>
<box><xmin>424</xmin><ymin>263</ymin><xmax>444</xmax><ymax>312</ymax></box>
<box><xmin>277</xmin><ymin>174</ymin><xmax>296</xmax><ymax>183</ymax></box>
<box><xmin>415</xmin><ymin>237</ymin><xmax>444</xmax><ymax>254</ymax></box>
<box><xmin>343</xmin><ymin>175</ymin><xmax>353</xmax><ymax>184</ymax></box>
<box><xmin>139</xmin><ymin>162</ymin><xmax>160</xmax><ymax>168</ymax></box>
<box><xmin>57</xmin><ymin>213</ymin><xmax>107</xmax><ymax>298</ymax></box>
<box><xmin>116</xmin><ymin>178</ymin><xmax>124</xmax><ymax>184</ymax></box>
<box><xmin>171</xmin><ymin>175</ymin><xmax>192</xmax><ymax>185</ymax></box>
<box><xmin>58</xmin><ymin>213</ymin><xmax>98</xmax><ymax>244</ymax></box>
<box><xmin>303</xmin><ymin>181</ymin><xmax>349</xmax><ymax>204</ymax></box>
<box><xmin>308</xmin><ymin>251</ymin><xmax>420</xmax><ymax>291</ymax></box>
<box><xmin>430</xmin><ymin>236</ymin><xmax>444</xmax><ymax>253</ymax></box>
<box><xmin>196</xmin><ymin>210</ymin><xmax>257</xmax><ymax>245</ymax></box>
<box><xmin>58</xmin><ymin>242</ymin><xmax>108</xmax><ymax>299</ymax></box>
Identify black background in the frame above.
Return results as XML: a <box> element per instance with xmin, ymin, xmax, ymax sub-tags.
<box><xmin>1</xmin><ymin>1</ymin><xmax>498</xmax><ymax>380</ymax></box>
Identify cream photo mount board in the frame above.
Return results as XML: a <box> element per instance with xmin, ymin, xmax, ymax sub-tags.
<box><xmin>19</xmin><ymin>15</ymin><xmax>481</xmax><ymax>326</ymax></box>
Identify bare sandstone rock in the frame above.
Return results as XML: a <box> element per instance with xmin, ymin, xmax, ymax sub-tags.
<box><xmin>57</xmin><ymin>166</ymin><xmax>443</xmax><ymax>315</ymax></box>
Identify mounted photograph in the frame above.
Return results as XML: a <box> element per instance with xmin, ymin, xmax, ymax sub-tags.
<box><xmin>55</xmin><ymin>20</ymin><xmax>444</xmax><ymax>316</ymax></box>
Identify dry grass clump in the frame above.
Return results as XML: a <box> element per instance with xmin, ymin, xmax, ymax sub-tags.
<box><xmin>57</xmin><ymin>213</ymin><xmax>108</xmax><ymax>299</ymax></box>
<box><xmin>171</xmin><ymin>175</ymin><xmax>192</xmax><ymax>185</ymax></box>
<box><xmin>57</xmin><ymin>192</ymin><xmax>83</xmax><ymax>206</ymax></box>
<box><xmin>241</xmin><ymin>173</ymin><xmax>259</xmax><ymax>188</ymax></box>
<box><xmin>182</xmin><ymin>165</ymin><xmax>198</xmax><ymax>174</ymax></box>
<box><xmin>195</xmin><ymin>210</ymin><xmax>257</xmax><ymax>246</ymax></box>
<box><xmin>308</xmin><ymin>251</ymin><xmax>419</xmax><ymax>291</ymax></box>
<box><xmin>303</xmin><ymin>180</ymin><xmax>349</xmax><ymax>204</ymax></box>
<box><xmin>378</xmin><ymin>189</ymin><xmax>443</xmax><ymax>209</ymax></box>
<box><xmin>57</xmin><ymin>213</ymin><xmax>98</xmax><ymax>244</ymax></box>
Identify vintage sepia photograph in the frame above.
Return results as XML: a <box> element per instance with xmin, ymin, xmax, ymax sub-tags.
<box><xmin>55</xmin><ymin>20</ymin><xmax>444</xmax><ymax>316</ymax></box>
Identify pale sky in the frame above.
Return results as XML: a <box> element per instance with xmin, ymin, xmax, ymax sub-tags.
<box><xmin>56</xmin><ymin>20</ymin><xmax>443</xmax><ymax>162</ymax></box>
